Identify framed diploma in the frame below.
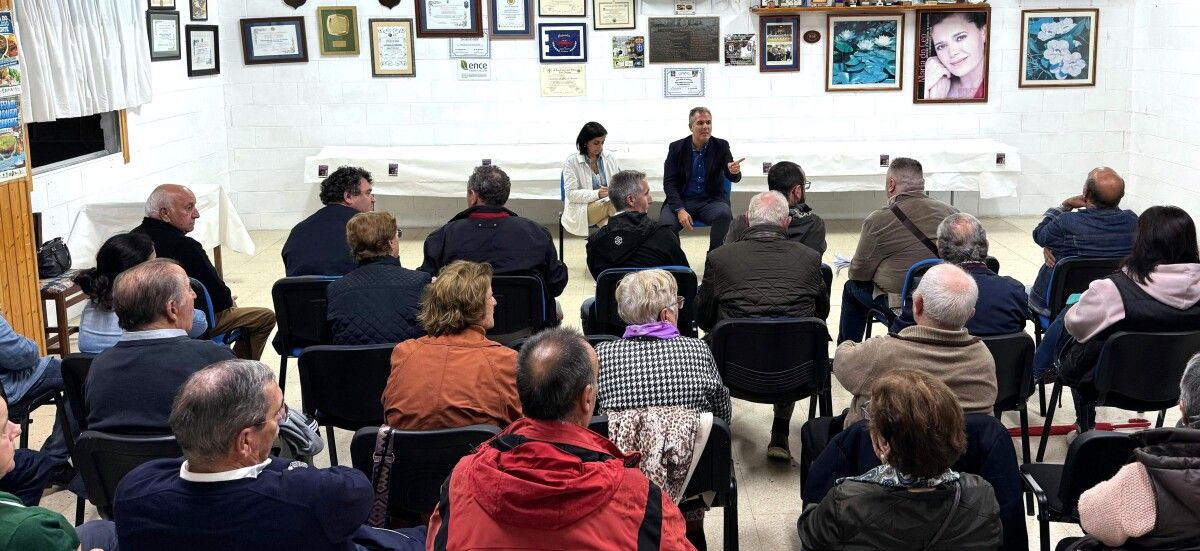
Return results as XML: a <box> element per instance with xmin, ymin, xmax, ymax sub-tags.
<box><xmin>317</xmin><ymin>6</ymin><xmax>360</xmax><ymax>56</ymax></box>
<box><xmin>539</xmin><ymin>22</ymin><xmax>587</xmax><ymax>63</ymax></box>
<box><xmin>146</xmin><ymin>11</ymin><xmax>181</xmax><ymax>62</ymax></box>
<box><xmin>663</xmin><ymin>67</ymin><xmax>704</xmax><ymax>97</ymax></box>
<box><xmin>540</xmin><ymin>65</ymin><xmax>586</xmax><ymax>97</ymax></box>
<box><xmin>490</xmin><ymin>0</ymin><xmax>532</xmax><ymax>38</ymax></box>
<box><xmin>240</xmin><ymin>16</ymin><xmax>309</xmax><ymax>65</ymax></box>
<box><xmin>416</xmin><ymin>0</ymin><xmax>484</xmax><ymax>38</ymax></box>
<box><xmin>369</xmin><ymin>18</ymin><xmax>415</xmax><ymax>77</ymax></box>
<box><xmin>759</xmin><ymin>16</ymin><xmax>799</xmax><ymax>72</ymax></box>
<box><xmin>539</xmin><ymin>0</ymin><xmax>584</xmax><ymax>18</ymax></box>
<box><xmin>450</xmin><ymin>29</ymin><xmax>491</xmax><ymax>58</ymax></box>
<box><xmin>593</xmin><ymin>0</ymin><xmax>634</xmax><ymax>30</ymax></box>
<box><xmin>185</xmin><ymin>24</ymin><xmax>219</xmax><ymax>77</ymax></box>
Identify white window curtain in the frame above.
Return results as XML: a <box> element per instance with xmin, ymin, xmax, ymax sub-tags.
<box><xmin>16</xmin><ymin>0</ymin><xmax>152</xmax><ymax>122</ymax></box>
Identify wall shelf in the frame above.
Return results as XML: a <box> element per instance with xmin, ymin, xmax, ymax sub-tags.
<box><xmin>751</xmin><ymin>2</ymin><xmax>989</xmax><ymax>16</ymax></box>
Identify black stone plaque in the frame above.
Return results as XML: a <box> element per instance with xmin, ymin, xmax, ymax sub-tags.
<box><xmin>648</xmin><ymin>17</ymin><xmax>719</xmax><ymax>63</ymax></box>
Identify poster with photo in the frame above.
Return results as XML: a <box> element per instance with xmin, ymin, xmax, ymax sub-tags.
<box><xmin>0</xmin><ymin>97</ymin><xmax>25</xmax><ymax>183</ymax></box>
<box><xmin>0</xmin><ymin>12</ymin><xmax>22</xmax><ymax>97</ymax></box>
<box><xmin>724</xmin><ymin>33</ymin><xmax>754</xmax><ymax>66</ymax></box>
<box><xmin>914</xmin><ymin>8</ymin><xmax>990</xmax><ymax>103</ymax></box>
<box><xmin>612</xmin><ymin>35</ymin><xmax>644</xmax><ymax>68</ymax></box>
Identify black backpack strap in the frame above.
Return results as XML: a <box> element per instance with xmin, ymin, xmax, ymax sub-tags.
<box><xmin>924</xmin><ymin>481</ymin><xmax>962</xmax><ymax>549</ymax></box>
<box><xmin>637</xmin><ymin>480</ymin><xmax>663</xmax><ymax>550</ymax></box>
<box><xmin>431</xmin><ymin>472</ymin><xmax>452</xmax><ymax>551</ymax></box>
<box><xmin>890</xmin><ymin>204</ymin><xmax>940</xmax><ymax>258</ymax></box>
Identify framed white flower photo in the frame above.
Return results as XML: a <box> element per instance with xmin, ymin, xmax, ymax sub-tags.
<box><xmin>1020</xmin><ymin>9</ymin><xmax>1099</xmax><ymax>88</ymax></box>
<box><xmin>826</xmin><ymin>14</ymin><xmax>904</xmax><ymax>92</ymax></box>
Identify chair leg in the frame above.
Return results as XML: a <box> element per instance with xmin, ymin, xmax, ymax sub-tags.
<box><xmin>279</xmin><ymin>355</ymin><xmax>289</xmax><ymax>392</ymax></box>
<box><xmin>1157</xmin><ymin>409</ymin><xmax>1167</xmax><ymax>428</ymax></box>
<box><xmin>724</xmin><ymin>479</ymin><xmax>738</xmax><ymax>551</ymax></box>
<box><xmin>558</xmin><ymin>221</ymin><xmax>565</xmax><ymax>262</ymax></box>
<box><xmin>75</xmin><ymin>495</ymin><xmax>85</xmax><ymax>525</ymax></box>
<box><xmin>1020</xmin><ymin>405</ymin><xmax>1034</xmax><ymax>515</ymax></box>
<box><xmin>326</xmin><ymin>425</ymin><xmax>339</xmax><ymax>466</ymax></box>
<box><xmin>808</xmin><ymin>395</ymin><xmax>816</xmax><ymax>420</ymax></box>
<box><xmin>1040</xmin><ymin>517</ymin><xmax>1051</xmax><ymax>551</ymax></box>
<box><xmin>18</xmin><ymin>416</ymin><xmax>29</xmax><ymax>449</ymax></box>
<box><xmin>1037</xmin><ymin>380</ymin><xmax>1046</xmax><ymax>416</ymax></box>
<box><xmin>864</xmin><ymin>320</ymin><xmax>873</xmax><ymax>339</ymax></box>
<box><xmin>1036</xmin><ymin>382</ymin><xmax>1062</xmax><ymax>462</ymax></box>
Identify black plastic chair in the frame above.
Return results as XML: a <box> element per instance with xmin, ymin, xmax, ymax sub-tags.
<box><xmin>489</xmin><ymin>274</ymin><xmax>550</xmax><ymax>344</ymax></box>
<box><xmin>1021</xmin><ymin>431</ymin><xmax>1138</xmax><ymax>551</ymax></box>
<box><xmin>983</xmin><ymin>333</ymin><xmax>1035</xmax><ymax>467</ymax></box>
<box><xmin>1029</xmin><ymin>257</ymin><xmax>1122</xmax><ymax>344</ymax></box>
<box><xmin>7</xmin><ymin>386</ymin><xmax>60</xmax><ymax>449</ymax></box>
<box><xmin>864</xmin><ymin>258</ymin><xmax>938</xmax><ymax>339</ymax></box>
<box><xmin>59</xmin><ymin>354</ymin><xmax>94</xmax><ymax>523</ymax></box>
<box><xmin>1036</xmin><ymin>330</ymin><xmax>1200</xmax><ymax>461</ymax></box>
<box><xmin>709</xmin><ymin>317</ymin><xmax>832</xmax><ymax>418</ymax></box>
<box><xmin>592</xmin><ymin>266</ymin><xmax>699</xmax><ymax>338</ymax></box>
<box><xmin>589</xmin><ymin>415</ymin><xmax>738</xmax><ymax>551</ymax></box>
<box><xmin>73</xmin><ymin>430</ymin><xmax>182</xmax><ymax>520</ymax></box>
<box><xmin>350</xmin><ymin>424</ymin><xmax>501</xmax><ymax>518</ymax></box>
<box><xmin>297</xmin><ymin>344</ymin><xmax>393</xmax><ymax>466</ymax></box>
<box><xmin>271</xmin><ymin>276</ymin><xmax>337</xmax><ymax>390</ymax></box>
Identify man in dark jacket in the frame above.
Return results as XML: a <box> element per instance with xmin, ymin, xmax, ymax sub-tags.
<box><xmin>282</xmin><ymin>166</ymin><xmax>375</xmax><ymax>277</ymax></box>
<box><xmin>660</xmin><ymin>106</ymin><xmax>743</xmax><ymax>251</ymax></box>
<box><xmin>419</xmin><ymin>165</ymin><xmax>566</xmax><ymax>321</ymax></box>
<box><xmin>133</xmin><ymin>184</ymin><xmax>276</xmax><ymax>360</ymax></box>
<box><xmin>696</xmin><ymin>190</ymin><xmax>827</xmax><ymax>461</ymax></box>
<box><xmin>724</xmin><ymin>160</ymin><xmax>826</xmax><ymax>255</ymax></box>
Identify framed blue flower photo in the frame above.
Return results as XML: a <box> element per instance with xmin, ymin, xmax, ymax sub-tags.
<box><xmin>1020</xmin><ymin>9</ymin><xmax>1098</xmax><ymax>88</ymax></box>
<box><xmin>826</xmin><ymin>14</ymin><xmax>903</xmax><ymax>92</ymax></box>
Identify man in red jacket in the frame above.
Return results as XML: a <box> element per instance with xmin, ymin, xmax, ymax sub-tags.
<box><xmin>426</xmin><ymin>327</ymin><xmax>693</xmax><ymax>551</ymax></box>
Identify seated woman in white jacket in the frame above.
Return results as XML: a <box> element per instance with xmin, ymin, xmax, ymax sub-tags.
<box><xmin>561</xmin><ymin>121</ymin><xmax>622</xmax><ymax>236</ymax></box>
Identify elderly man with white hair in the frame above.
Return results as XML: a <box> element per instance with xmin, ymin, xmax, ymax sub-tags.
<box><xmin>696</xmin><ymin>190</ymin><xmax>827</xmax><ymax>460</ymax></box>
<box><xmin>834</xmin><ymin>263</ymin><xmax>998</xmax><ymax>427</ymax></box>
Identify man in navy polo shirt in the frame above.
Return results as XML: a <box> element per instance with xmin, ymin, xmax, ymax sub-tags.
<box><xmin>660</xmin><ymin>107</ymin><xmax>743</xmax><ymax>252</ymax></box>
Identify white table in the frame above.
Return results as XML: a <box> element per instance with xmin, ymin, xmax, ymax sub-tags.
<box><xmin>66</xmin><ymin>183</ymin><xmax>256</xmax><ymax>272</ymax></box>
<box><xmin>304</xmin><ymin>139</ymin><xmax>1021</xmax><ymax>200</ymax></box>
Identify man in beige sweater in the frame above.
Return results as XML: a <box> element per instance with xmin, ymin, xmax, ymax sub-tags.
<box><xmin>835</xmin><ymin>263</ymin><xmax>997</xmax><ymax>426</ymax></box>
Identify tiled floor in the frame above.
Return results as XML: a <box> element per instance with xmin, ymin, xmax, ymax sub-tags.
<box><xmin>30</xmin><ymin>215</ymin><xmax>1175</xmax><ymax>550</ymax></box>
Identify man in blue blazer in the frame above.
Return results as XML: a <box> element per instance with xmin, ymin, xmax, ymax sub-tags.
<box><xmin>660</xmin><ymin>107</ymin><xmax>743</xmax><ymax>251</ymax></box>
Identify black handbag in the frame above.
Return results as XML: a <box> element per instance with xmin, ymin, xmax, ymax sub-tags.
<box><xmin>36</xmin><ymin>237</ymin><xmax>71</xmax><ymax>279</ymax></box>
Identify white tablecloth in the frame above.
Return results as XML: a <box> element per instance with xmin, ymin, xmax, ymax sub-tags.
<box><xmin>66</xmin><ymin>184</ymin><xmax>256</xmax><ymax>270</ymax></box>
<box><xmin>304</xmin><ymin>139</ymin><xmax>1021</xmax><ymax>200</ymax></box>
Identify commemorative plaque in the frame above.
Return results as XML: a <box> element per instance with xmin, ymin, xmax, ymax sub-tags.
<box><xmin>647</xmin><ymin>17</ymin><xmax>719</xmax><ymax>64</ymax></box>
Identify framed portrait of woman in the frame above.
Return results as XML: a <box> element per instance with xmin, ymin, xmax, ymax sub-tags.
<box><xmin>913</xmin><ymin>7</ymin><xmax>990</xmax><ymax>103</ymax></box>
<box><xmin>1020</xmin><ymin>9</ymin><xmax>1099</xmax><ymax>88</ymax></box>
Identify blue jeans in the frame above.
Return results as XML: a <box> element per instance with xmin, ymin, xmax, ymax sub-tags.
<box><xmin>837</xmin><ymin>280</ymin><xmax>893</xmax><ymax>343</ymax></box>
<box><xmin>1032</xmin><ymin>306</ymin><xmax>1097</xmax><ymax>429</ymax></box>
<box><xmin>660</xmin><ymin>199</ymin><xmax>733</xmax><ymax>251</ymax></box>
<box><xmin>0</xmin><ymin>449</ymin><xmax>56</xmax><ymax>505</ymax></box>
<box><xmin>8</xmin><ymin>359</ymin><xmax>69</xmax><ymax>466</ymax></box>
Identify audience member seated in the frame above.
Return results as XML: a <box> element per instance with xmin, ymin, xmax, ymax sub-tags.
<box><xmin>382</xmin><ymin>260</ymin><xmax>521</xmax><ymax>430</ymax></box>
<box><xmin>890</xmin><ymin>213</ymin><xmax>1028</xmax><ymax>335</ymax></box>
<box><xmin>0</xmin><ymin>397</ymin><xmax>82</xmax><ymax>550</ymax></box>
<box><xmin>1037</xmin><ymin>206</ymin><xmax>1200</xmax><ymax>430</ymax></box>
<box><xmin>282</xmin><ymin>165</ymin><xmax>375</xmax><ymax>277</ymax></box>
<box><xmin>839</xmin><ymin>157</ymin><xmax>958</xmax><ymax>343</ymax></box>
<box><xmin>724</xmin><ymin>161</ymin><xmax>827</xmax><ymax>255</ymax></box>
<box><xmin>660</xmin><ymin>106</ymin><xmax>742</xmax><ymax>252</ymax></box>
<box><xmin>112</xmin><ymin>359</ymin><xmax>425</xmax><ymax>550</ymax></box>
<box><xmin>1072</xmin><ymin>354</ymin><xmax>1200</xmax><ymax>550</ymax></box>
<box><xmin>75</xmin><ymin>232</ymin><xmax>207</xmax><ymax>353</ymax></box>
<box><xmin>1030</xmin><ymin>167</ymin><xmax>1137</xmax><ymax>312</ymax></box>
<box><xmin>327</xmin><ymin>211</ymin><xmax>430</xmax><ymax>346</ymax></box>
<box><xmin>419</xmin><ymin>165</ymin><xmax>567</xmax><ymax>312</ymax></box>
<box><xmin>696</xmin><ymin>190</ymin><xmax>827</xmax><ymax>461</ymax></box>
<box><xmin>427</xmin><ymin>328</ymin><xmax>691</xmax><ymax>549</ymax></box>
<box><xmin>561</xmin><ymin>121</ymin><xmax>622</xmax><ymax>236</ymax></box>
<box><xmin>586</xmin><ymin>169</ymin><xmax>690</xmax><ymax>279</ymax></box>
<box><xmin>595</xmin><ymin>269</ymin><xmax>731</xmax><ymax>548</ymax></box>
<box><xmin>797</xmin><ymin>369</ymin><xmax>1002</xmax><ymax>550</ymax></box>
<box><xmin>134</xmin><ymin>184</ymin><xmax>276</xmax><ymax>360</ymax></box>
<box><xmin>0</xmin><ymin>310</ymin><xmax>69</xmax><ymax>476</ymax></box>
<box><xmin>835</xmin><ymin>264</ymin><xmax>997</xmax><ymax>429</ymax></box>
<box><xmin>86</xmin><ymin>259</ymin><xmax>235</xmax><ymax>434</ymax></box>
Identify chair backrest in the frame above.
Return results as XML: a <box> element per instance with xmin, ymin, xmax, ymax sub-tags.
<box><xmin>1046</xmin><ymin>257</ymin><xmax>1123</xmax><ymax>320</ymax></box>
<box><xmin>1059</xmin><ymin>430</ymin><xmax>1138</xmax><ymax>515</ymax></box>
<box><xmin>981</xmin><ymin>333</ymin><xmax>1035</xmax><ymax>413</ymax></box>
<box><xmin>61</xmin><ymin>355</ymin><xmax>94</xmax><ymax>449</ymax></box>
<box><xmin>488</xmin><ymin>274</ymin><xmax>549</xmax><ymax>344</ymax></box>
<box><xmin>297</xmin><ymin>344</ymin><xmax>393</xmax><ymax>430</ymax></box>
<box><xmin>189</xmin><ymin>277</ymin><xmax>217</xmax><ymax>337</ymax></box>
<box><xmin>985</xmin><ymin>256</ymin><xmax>1000</xmax><ymax>274</ymax></box>
<box><xmin>1093</xmin><ymin>330</ymin><xmax>1200</xmax><ymax>412</ymax></box>
<box><xmin>350</xmin><ymin>424</ymin><xmax>501</xmax><ymax>516</ymax></box>
<box><xmin>820</xmin><ymin>263</ymin><xmax>833</xmax><ymax>299</ymax></box>
<box><xmin>898</xmin><ymin>258</ymin><xmax>943</xmax><ymax>309</ymax></box>
<box><xmin>272</xmin><ymin>276</ymin><xmax>337</xmax><ymax>356</ymax></box>
<box><xmin>709</xmin><ymin>317</ymin><xmax>830</xmax><ymax>403</ymax></box>
<box><xmin>74</xmin><ymin>430</ymin><xmax>182</xmax><ymax>520</ymax></box>
<box><xmin>594</xmin><ymin>266</ymin><xmax>699</xmax><ymax>337</ymax></box>
<box><xmin>587</xmin><ymin>415</ymin><xmax>734</xmax><ymax>505</ymax></box>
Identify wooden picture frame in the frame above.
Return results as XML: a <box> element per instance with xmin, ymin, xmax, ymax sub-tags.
<box><xmin>189</xmin><ymin>0</ymin><xmax>208</xmax><ymax>21</ymax></box>
<box><xmin>148</xmin><ymin>0</ymin><xmax>176</xmax><ymax>10</ymax></box>
<box><xmin>415</xmin><ymin>0</ymin><xmax>484</xmax><ymax>38</ymax></box>
<box><xmin>759</xmin><ymin>16</ymin><xmax>798</xmax><ymax>72</ymax></box>
<box><xmin>1020</xmin><ymin>8</ymin><xmax>1099</xmax><ymax>88</ymax></box>
<box><xmin>240</xmin><ymin>16</ymin><xmax>309</xmax><ymax>65</ymax></box>
<box><xmin>490</xmin><ymin>0</ymin><xmax>532</xmax><ymax>38</ymax></box>
<box><xmin>826</xmin><ymin>14</ymin><xmax>903</xmax><ymax>92</ymax></box>
<box><xmin>146</xmin><ymin>11</ymin><xmax>181</xmax><ymax>62</ymax></box>
<box><xmin>913</xmin><ymin>8</ymin><xmax>990</xmax><ymax>103</ymax></box>
<box><xmin>369</xmin><ymin>18</ymin><xmax>416</xmax><ymax>77</ymax></box>
<box><xmin>185</xmin><ymin>24</ymin><xmax>220</xmax><ymax>76</ymax></box>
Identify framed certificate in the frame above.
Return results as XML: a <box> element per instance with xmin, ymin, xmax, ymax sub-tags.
<box><xmin>663</xmin><ymin>67</ymin><xmax>704</xmax><ymax>97</ymax></box>
<box><xmin>759</xmin><ymin>16</ymin><xmax>799</xmax><ymax>72</ymax></box>
<box><xmin>317</xmin><ymin>6</ymin><xmax>360</xmax><ymax>56</ymax></box>
<box><xmin>450</xmin><ymin>29</ymin><xmax>491</xmax><ymax>58</ymax></box>
<box><xmin>416</xmin><ymin>0</ymin><xmax>484</xmax><ymax>38</ymax></box>
<box><xmin>369</xmin><ymin>18</ymin><xmax>415</xmax><ymax>77</ymax></box>
<box><xmin>146</xmin><ymin>11</ymin><xmax>181</xmax><ymax>62</ymax></box>
<box><xmin>540</xmin><ymin>65</ymin><xmax>585</xmax><ymax>97</ymax></box>
<box><xmin>539</xmin><ymin>0</ymin><xmax>585</xmax><ymax>18</ymax></box>
<box><xmin>185</xmin><ymin>24</ymin><xmax>219</xmax><ymax>77</ymax></box>
<box><xmin>240</xmin><ymin>16</ymin><xmax>309</xmax><ymax>65</ymax></box>
<box><xmin>593</xmin><ymin>0</ymin><xmax>634</xmax><ymax>30</ymax></box>
<box><xmin>539</xmin><ymin>22</ymin><xmax>587</xmax><ymax>63</ymax></box>
<box><xmin>490</xmin><ymin>0</ymin><xmax>532</xmax><ymax>38</ymax></box>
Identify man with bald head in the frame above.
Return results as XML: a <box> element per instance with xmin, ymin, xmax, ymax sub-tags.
<box><xmin>85</xmin><ymin>259</ymin><xmax>235</xmax><ymax>434</ymax></box>
<box><xmin>1030</xmin><ymin>167</ymin><xmax>1137</xmax><ymax>311</ymax></box>
<box><xmin>133</xmin><ymin>184</ymin><xmax>276</xmax><ymax>360</ymax></box>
